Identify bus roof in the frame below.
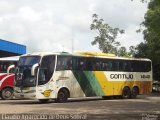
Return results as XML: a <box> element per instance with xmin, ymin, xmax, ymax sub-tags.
<box><xmin>0</xmin><ymin>56</ymin><xmax>20</xmax><ymax>61</ymax></box>
<box><xmin>20</xmin><ymin>52</ymin><xmax>151</xmax><ymax>62</ymax></box>
<box><xmin>72</xmin><ymin>52</ymin><xmax>151</xmax><ymax>61</ymax></box>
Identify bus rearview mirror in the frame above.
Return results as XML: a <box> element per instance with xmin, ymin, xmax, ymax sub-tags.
<box><xmin>7</xmin><ymin>65</ymin><xmax>15</xmax><ymax>75</ymax></box>
<box><xmin>31</xmin><ymin>63</ymin><xmax>39</xmax><ymax>76</ymax></box>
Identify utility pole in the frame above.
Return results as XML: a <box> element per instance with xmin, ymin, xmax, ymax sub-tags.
<box><xmin>71</xmin><ymin>30</ymin><xmax>74</xmax><ymax>53</ymax></box>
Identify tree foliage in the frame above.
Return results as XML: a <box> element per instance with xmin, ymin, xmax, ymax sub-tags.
<box><xmin>134</xmin><ymin>42</ymin><xmax>149</xmax><ymax>58</ymax></box>
<box><xmin>142</xmin><ymin>0</ymin><xmax>160</xmax><ymax>63</ymax></box>
<box><xmin>130</xmin><ymin>0</ymin><xmax>160</xmax><ymax>81</ymax></box>
<box><xmin>117</xmin><ymin>47</ymin><xmax>129</xmax><ymax>57</ymax></box>
<box><xmin>131</xmin><ymin>0</ymin><xmax>160</xmax><ymax>63</ymax></box>
<box><xmin>90</xmin><ymin>1</ymin><xmax>160</xmax><ymax>80</ymax></box>
<box><xmin>90</xmin><ymin>14</ymin><xmax>124</xmax><ymax>54</ymax></box>
<box><xmin>128</xmin><ymin>46</ymin><xmax>136</xmax><ymax>56</ymax></box>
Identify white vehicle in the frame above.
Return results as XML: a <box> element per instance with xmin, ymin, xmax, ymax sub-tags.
<box><xmin>152</xmin><ymin>81</ymin><xmax>160</xmax><ymax>92</ymax></box>
<box><xmin>12</xmin><ymin>52</ymin><xmax>152</xmax><ymax>103</ymax></box>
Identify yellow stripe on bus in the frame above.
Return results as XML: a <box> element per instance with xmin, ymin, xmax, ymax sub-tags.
<box><xmin>93</xmin><ymin>71</ymin><xmax>114</xmax><ymax>96</ymax></box>
<box><xmin>93</xmin><ymin>71</ymin><xmax>152</xmax><ymax>96</ymax></box>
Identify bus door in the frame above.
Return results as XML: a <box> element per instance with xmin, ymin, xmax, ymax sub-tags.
<box><xmin>37</xmin><ymin>55</ymin><xmax>55</xmax><ymax>98</ymax></box>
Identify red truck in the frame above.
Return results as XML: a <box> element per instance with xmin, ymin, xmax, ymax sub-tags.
<box><xmin>0</xmin><ymin>56</ymin><xmax>19</xmax><ymax>100</ymax></box>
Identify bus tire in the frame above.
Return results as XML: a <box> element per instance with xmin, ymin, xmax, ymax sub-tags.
<box><xmin>1</xmin><ymin>88</ymin><xmax>14</xmax><ymax>100</ymax></box>
<box><xmin>131</xmin><ymin>87</ymin><xmax>139</xmax><ymax>99</ymax></box>
<box><xmin>38</xmin><ymin>99</ymin><xmax>49</xmax><ymax>103</ymax></box>
<box><xmin>122</xmin><ymin>87</ymin><xmax>131</xmax><ymax>99</ymax></box>
<box><xmin>56</xmin><ymin>89</ymin><xmax>69</xmax><ymax>103</ymax></box>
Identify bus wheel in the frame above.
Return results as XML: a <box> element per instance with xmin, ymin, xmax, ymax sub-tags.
<box><xmin>131</xmin><ymin>87</ymin><xmax>139</xmax><ymax>99</ymax></box>
<box><xmin>122</xmin><ymin>87</ymin><xmax>131</xmax><ymax>99</ymax></box>
<box><xmin>38</xmin><ymin>99</ymin><xmax>49</xmax><ymax>103</ymax></box>
<box><xmin>56</xmin><ymin>89</ymin><xmax>69</xmax><ymax>103</ymax></box>
<box><xmin>1</xmin><ymin>88</ymin><xmax>14</xmax><ymax>100</ymax></box>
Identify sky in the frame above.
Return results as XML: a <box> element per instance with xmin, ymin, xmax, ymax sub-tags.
<box><xmin>0</xmin><ymin>0</ymin><xmax>148</xmax><ymax>53</ymax></box>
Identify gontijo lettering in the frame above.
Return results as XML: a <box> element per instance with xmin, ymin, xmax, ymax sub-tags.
<box><xmin>110</xmin><ymin>74</ymin><xmax>133</xmax><ymax>79</ymax></box>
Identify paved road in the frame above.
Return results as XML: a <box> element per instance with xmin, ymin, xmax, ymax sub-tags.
<box><xmin>0</xmin><ymin>93</ymin><xmax>160</xmax><ymax>120</ymax></box>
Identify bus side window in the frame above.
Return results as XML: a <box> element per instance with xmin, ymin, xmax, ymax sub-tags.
<box><xmin>56</xmin><ymin>56</ymin><xmax>65</xmax><ymax>70</ymax></box>
<box><xmin>118</xmin><ymin>61</ymin><xmax>123</xmax><ymax>71</ymax></box>
<box><xmin>66</xmin><ymin>58</ymin><xmax>72</xmax><ymax>70</ymax></box>
<box><xmin>75</xmin><ymin>57</ymin><xmax>91</xmax><ymax>71</ymax></box>
<box><xmin>92</xmin><ymin>59</ymin><xmax>97</xmax><ymax>71</ymax></box>
<box><xmin>86</xmin><ymin>58</ymin><xmax>92</xmax><ymax>71</ymax></box>
<box><xmin>72</xmin><ymin>57</ymin><xmax>76</xmax><ymax>70</ymax></box>
<box><xmin>131</xmin><ymin>61</ymin><xmax>138</xmax><ymax>72</ymax></box>
<box><xmin>98</xmin><ymin>61</ymin><xmax>103</xmax><ymax>71</ymax></box>
<box><xmin>102</xmin><ymin>62</ymin><xmax>108</xmax><ymax>71</ymax></box>
<box><xmin>123</xmin><ymin>61</ymin><xmax>131</xmax><ymax>72</ymax></box>
<box><xmin>92</xmin><ymin>59</ymin><xmax>101</xmax><ymax>71</ymax></box>
<box><xmin>78</xmin><ymin>58</ymin><xmax>86</xmax><ymax>70</ymax></box>
<box><xmin>56</xmin><ymin>56</ymin><xmax>72</xmax><ymax>70</ymax></box>
<box><xmin>56</xmin><ymin>60</ymin><xmax>62</xmax><ymax>70</ymax></box>
<box><xmin>107</xmin><ymin>61</ymin><xmax>112</xmax><ymax>71</ymax></box>
<box><xmin>145</xmin><ymin>61</ymin><xmax>151</xmax><ymax>72</ymax></box>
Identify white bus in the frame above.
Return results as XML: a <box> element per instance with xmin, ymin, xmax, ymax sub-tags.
<box><xmin>0</xmin><ymin>56</ymin><xmax>19</xmax><ymax>99</ymax></box>
<box><xmin>12</xmin><ymin>52</ymin><xmax>152</xmax><ymax>103</ymax></box>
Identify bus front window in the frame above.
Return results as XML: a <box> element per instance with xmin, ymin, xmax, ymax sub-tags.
<box><xmin>15</xmin><ymin>56</ymin><xmax>41</xmax><ymax>87</ymax></box>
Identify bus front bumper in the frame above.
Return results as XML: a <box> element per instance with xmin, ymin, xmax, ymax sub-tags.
<box><xmin>14</xmin><ymin>92</ymin><xmax>36</xmax><ymax>99</ymax></box>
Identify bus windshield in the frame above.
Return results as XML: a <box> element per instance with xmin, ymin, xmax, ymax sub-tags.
<box><xmin>19</xmin><ymin>56</ymin><xmax>40</xmax><ymax>66</ymax></box>
<box><xmin>15</xmin><ymin>56</ymin><xmax>41</xmax><ymax>87</ymax></box>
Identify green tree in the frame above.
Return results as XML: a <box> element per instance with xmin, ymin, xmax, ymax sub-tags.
<box><xmin>117</xmin><ymin>47</ymin><xmax>129</xmax><ymax>57</ymax></box>
<box><xmin>128</xmin><ymin>46</ymin><xmax>136</xmax><ymax>57</ymax></box>
<box><xmin>90</xmin><ymin>14</ymin><xmax>124</xmax><ymax>54</ymax></box>
<box><xmin>142</xmin><ymin>0</ymin><xmax>160</xmax><ymax>63</ymax></box>
<box><xmin>132</xmin><ymin>0</ymin><xmax>160</xmax><ymax>62</ymax></box>
<box><xmin>132</xmin><ymin>0</ymin><xmax>160</xmax><ymax>81</ymax></box>
<box><xmin>134</xmin><ymin>42</ymin><xmax>148</xmax><ymax>58</ymax></box>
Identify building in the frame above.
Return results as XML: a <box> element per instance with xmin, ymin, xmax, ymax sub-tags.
<box><xmin>0</xmin><ymin>39</ymin><xmax>26</xmax><ymax>57</ymax></box>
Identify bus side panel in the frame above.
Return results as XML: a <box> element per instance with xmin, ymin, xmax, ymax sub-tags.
<box><xmin>53</xmin><ymin>70</ymin><xmax>86</xmax><ymax>98</ymax></box>
<box><xmin>94</xmin><ymin>71</ymin><xmax>152</xmax><ymax>96</ymax></box>
<box><xmin>0</xmin><ymin>73</ymin><xmax>8</xmax><ymax>80</ymax></box>
<box><xmin>139</xmin><ymin>81</ymin><xmax>152</xmax><ymax>94</ymax></box>
<box><xmin>0</xmin><ymin>74</ymin><xmax>14</xmax><ymax>91</ymax></box>
<box><xmin>93</xmin><ymin>71</ymin><xmax>114</xmax><ymax>96</ymax></box>
<box><xmin>72</xmin><ymin>70</ymin><xmax>105</xmax><ymax>97</ymax></box>
<box><xmin>51</xmin><ymin>70</ymin><xmax>152</xmax><ymax>98</ymax></box>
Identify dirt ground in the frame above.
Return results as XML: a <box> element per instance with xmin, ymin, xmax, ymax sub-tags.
<box><xmin>0</xmin><ymin>93</ymin><xmax>160</xmax><ymax>120</ymax></box>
